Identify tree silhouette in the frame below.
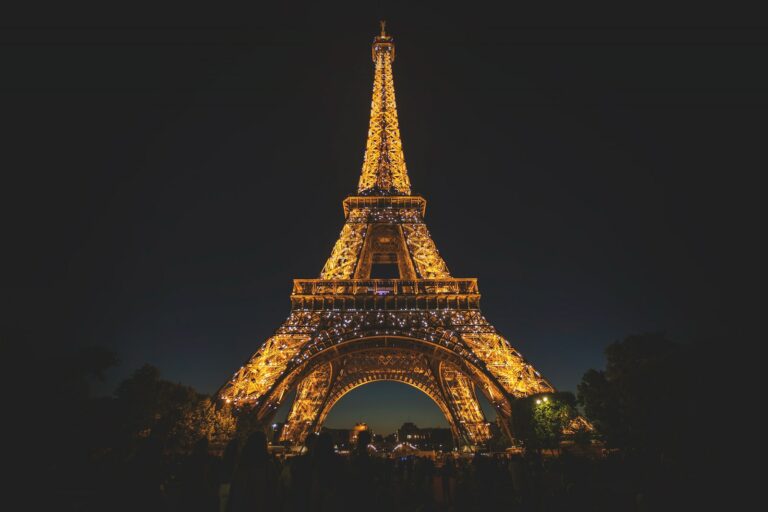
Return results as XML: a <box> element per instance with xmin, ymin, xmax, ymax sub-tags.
<box><xmin>114</xmin><ymin>364</ymin><xmax>204</xmax><ymax>452</ymax></box>
<box><xmin>577</xmin><ymin>333</ymin><xmax>693</xmax><ymax>458</ymax></box>
<box><xmin>510</xmin><ymin>391</ymin><xmax>577</xmax><ymax>452</ymax></box>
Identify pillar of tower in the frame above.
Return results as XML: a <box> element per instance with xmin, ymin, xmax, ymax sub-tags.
<box><xmin>218</xmin><ymin>24</ymin><xmax>564</xmax><ymax>452</ymax></box>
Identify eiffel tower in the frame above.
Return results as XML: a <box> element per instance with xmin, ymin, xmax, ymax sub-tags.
<box><xmin>219</xmin><ymin>23</ymin><xmax>556</xmax><ymax>449</ymax></box>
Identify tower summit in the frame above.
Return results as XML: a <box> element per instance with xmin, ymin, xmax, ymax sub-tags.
<box><xmin>357</xmin><ymin>20</ymin><xmax>411</xmax><ymax>196</ymax></box>
<box><xmin>218</xmin><ymin>25</ymin><xmax>570</xmax><ymax>450</ymax></box>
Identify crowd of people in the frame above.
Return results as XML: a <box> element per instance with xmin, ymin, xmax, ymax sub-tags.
<box><xmin>68</xmin><ymin>429</ymin><xmax>670</xmax><ymax>512</ymax></box>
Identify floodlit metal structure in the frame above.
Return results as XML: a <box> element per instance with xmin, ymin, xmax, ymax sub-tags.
<box><xmin>219</xmin><ymin>23</ymin><xmax>558</xmax><ymax>449</ymax></box>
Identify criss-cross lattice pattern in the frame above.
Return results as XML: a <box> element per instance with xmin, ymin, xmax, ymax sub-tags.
<box><xmin>357</xmin><ymin>33</ymin><xmax>411</xmax><ymax>195</ymax></box>
<box><xmin>315</xmin><ymin>351</ymin><xmax>456</xmax><ymax>437</ymax></box>
<box><xmin>402</xmin><ymin>223</ymin><xmax>451</xmax><ymax>278</ymax></box>
<box><xmin>222</xmin><ymin>334</ymin><xmax>310</xmax><ymax>406</ymax></box>
<box><xmin>279</xmin><ymin>363</ymin><xmax>332</xmax><ymax>443</ymax></box>
<box><xmin>440</xmin><ymin>362</ymin><xmax>492</xmax><ymax>444</ymax></box>
<box><xmin>461</xmin><ymin>333</ymin><xmax>555</xmax><ymax>397</ymax></box>
<box><xmin>320</xmin><ymin>223</ymin><xmax>367</xmax><ymax>279</ymax></box>
<box><xmin>217</xmin><ymin>26</ymin><xmax>591</xmax><ymax>450</ymax></box>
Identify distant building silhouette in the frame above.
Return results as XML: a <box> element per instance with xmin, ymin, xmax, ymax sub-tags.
<box><xmin>350</xmin><ymin>422</ymin><xmax>369</xmax><ymax>445</ymax></box>
<box><xmin>397</xmin><ymin>422</ymin><xmax>453</xmax><ymax>451</ymax></box>
<box><xmin>320</xmin><ymin>422</ymin><xmax>372</xmax><ymax>451</ymax></box>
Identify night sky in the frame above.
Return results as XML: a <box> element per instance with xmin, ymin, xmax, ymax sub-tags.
<box><xmin>5</xmin><ymin>3</ymin><xmax>754</xmax><ymax>434</ymax></box>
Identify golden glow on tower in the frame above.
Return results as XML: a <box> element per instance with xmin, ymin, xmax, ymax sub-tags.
<box><xmin>217</xmin><ymin>24</ymin><xmax>589</xmax><ymax>451</ymax></box>
<box><xmin>357</xmin><ymin>22</ymin><xmax>411</xmax><ymax>195</ymax></box>
<box><xmin>320</xmin><ymin>223</ymin><xmax>367</xmax><ymax>279</ymax></box>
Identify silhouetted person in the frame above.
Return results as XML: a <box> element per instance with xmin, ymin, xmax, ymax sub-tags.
<box><xmin>281</xmin><ymin>434</ymin><xmax>316</xmax><ymax>512</ymax></box>
<box><xmin>217</xmin><ymin>437</ymin><xmax>239</xmax><ymax>512</ymax></box>
<box><xmin>120</xmin><ymin>435</ymin><xmax>165</xmax><ymax>512</ymax></box>
<box><xmin>471</xmin><ymin>452</ymin><xmax>494</xmax><ymax>509</ymax></box>
<box><xmin>508</xmin><ymin>454</ymin><xmax>527</xmax><ymax>504</ymax></box>
<box><xmin>418</xmin><ymin>456</ymin><xmax>435</xmax><ymax>505</ymax></box>
<box><xmin>226</xmin><ymin>431</ymin><xmax>278</xmax><ymax>512</ymax></box>
<box><xmin>349</xmin><ymin>431</ymin><xmax>377</xmax><ymax>511</ymax></box>
<box><xmin>177</xmin><ymin>437</ymin><xmax>218</xmax><ymax>512</ymax></box>
<box><xmin>306</xmin><ymin>432</ymin><xmax>344</xmax><ymax>511</ymax></box>
<box><xmin>440</xmin><ymin>457</ymin><xmax>456</xmax><ymax>505</ymax></box>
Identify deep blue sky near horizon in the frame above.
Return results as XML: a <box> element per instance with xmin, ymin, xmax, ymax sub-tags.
<box><xmin>6</xmin><ymin>3</ymin><xmax>750</xmax><ymax>435</ymax></box>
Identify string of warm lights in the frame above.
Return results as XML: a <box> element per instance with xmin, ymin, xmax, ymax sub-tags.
<box><xmin>357</xmin><ymin>29</ymin><xmax>410</xmax><ymax>195</ymax></box>
<box><xmin>217</xmin><ymin>25</ymin><xmax>586</xmax><ymax>449</ymax></box>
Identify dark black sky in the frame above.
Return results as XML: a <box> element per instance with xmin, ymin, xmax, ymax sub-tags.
<box><xmin>4</xmin><ymin>2</ymin><xmax>757</xmax><ymax>433</ymax></box>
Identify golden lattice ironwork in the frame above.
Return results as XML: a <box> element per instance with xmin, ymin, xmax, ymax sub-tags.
<box><xmin>563</xmin><ymin>415</ymin><xmax>596</xmax><ymax>435</ymax></box>
<box><xmin>320</xmin><ymin>223</ymin><xmax>367</xmax><ymax>279</ymax></box>
<box><xmin>402</xmin><ymin>223</ymin><xmax>451</xmax><ymax>278</ymax></box>
<box><xmin>357</xmin><ymin>26</ymin><xmax>411</xmax><ymax>195</ymax></box>
<box><xmin>221</xmin><ymin>333</ymin><xmax>311</xmax><ymax>406</ymax></box>
<box><xmin>314</xmin><ymin>351</ymin><xmax>457</xmax><ymax>440</ymax></box>
<box><xmin>279</xmin><ymin>362</ymin><xmax>332</xmax><ymax>443</ymax></box>
<box><xmin>218</xmin><ymin>24</ymin><xmax>574</xmax><ymax>451</ymax></box>
<box><xmin>461</xmin><ymin>333</ymin><xmax>554</xmax><ymax>397</ymax></box>
<box><xmin>440</xmin><ymin>362</ymin><xmax>492</xmax><ymax>445</ymax></box>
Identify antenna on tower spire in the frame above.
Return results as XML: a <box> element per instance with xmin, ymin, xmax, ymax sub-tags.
<box><xmin>361</xmin><ymin>21</ymin><xmax>408</xmax><ymax>195</ymax></box>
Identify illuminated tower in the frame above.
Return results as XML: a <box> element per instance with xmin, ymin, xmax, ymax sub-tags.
<box><xmin>219</xmin><ymin>23</ymin><xmax>556</xmax><ymax>449</ymax></box>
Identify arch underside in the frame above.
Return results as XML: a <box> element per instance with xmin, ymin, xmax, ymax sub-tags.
<box><xmin>220</xmin><ymin>311</ymin><xmax>554</xmax><ymax>449</ymax></box>
<box><xmin>216</xmin><ymin>31</ymin><xmax>576</xmax><ymax>451</ymax></box>
<box><xmin>279</xmin><ymin>345</ymin><xmax>495</xmax><ymax>447</ymax></box>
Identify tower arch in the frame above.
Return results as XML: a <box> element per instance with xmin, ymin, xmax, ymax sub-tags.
<box><xmin>313</xmin><ymin>356</ymin><xmax>458</xmax><ymax>441</ymax></box>
<box><xmin>217</xmin><ymin>25</ymin><xmax>562</xmax><ymax>451</ymax></box>
<box><xmin>245</xmin><ymin>332</ymin><xmax>515</xmax><ymax>448</ymax></box>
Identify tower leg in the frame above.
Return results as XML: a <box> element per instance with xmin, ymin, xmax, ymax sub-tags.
<box><xmin>439</xmin><ymin>361</ymin><xmax>492</xmax><ymax>449</ymax></box>
<box><xmin>279</xmin><ymin>362</ymin><xmax>333</xmax><ymax>444</ymax></box>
